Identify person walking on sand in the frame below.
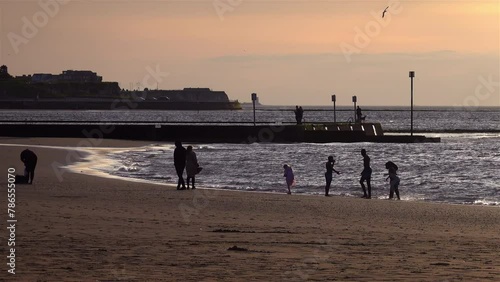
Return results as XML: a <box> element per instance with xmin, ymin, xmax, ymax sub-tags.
<box><xmin>359</xmin><ymin>149</ymin><xmax>372</xmax><ymax>199</ymax></box>
<box><xmin>174</xmin><ymin>141</ymin><xmax>187</xmax><ymax>190</ymax></box>
<box><xmin>20</xmin><ymin>148</ymin><xmax>37</xmax><ymax>184</ymax></box>
<box><xmin>324</xmin><ymin>156</ymin><xmax>340</xmax><ymax>196</ymax></box>
<box><xmin>385</xmin><ymin>161</ymin><xmax>400</xmax><ymax>200</ymax></box>
<box><xmin>185</xmin><ymin>146</ymin><xmax>200</xmax><ymax>189</ymax></box>
<box><xmin>283</xmin><ymin>164</ymin><xmax>295</xmax><ymax>194</ymax></box>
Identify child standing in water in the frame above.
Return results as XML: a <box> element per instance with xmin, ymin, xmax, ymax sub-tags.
<box><xmin>385</xmin><ymin>161</ymin><xmax>400</xmax><ymax>200</ymax></box>
<box><xmin>325</xmin><ymin>156</ymin><xmax>340</xmax><ymax>196</ymax></box>
<box><xmin>283</xmin><ymin>164</ymin><xmax>295</xmax><ymax>195</ymax></box>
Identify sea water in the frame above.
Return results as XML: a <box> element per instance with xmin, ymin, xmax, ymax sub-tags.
<box><xmin>1</xmin><ymin>106</ymin><xmax>499</xmax><ymax>132</ymax></box>
<box><xmin>2</xmin><ymin>107</ymin><xmax>499</xmax><ymax>206</ymax></box>
<box><xmin>99</xmin><ymin>133</ymin><xmax>499</xmax><ymax>206</ymax></box>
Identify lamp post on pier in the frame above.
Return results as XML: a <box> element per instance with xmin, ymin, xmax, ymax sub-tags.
<box><xmin>352</xmin><ymin>95</ymin><xmax>357</xmax><ymax>122</ymax></box>
<box><xmin>251</xmin><ymin>93</ymin><xmax>257</xmax><ymax>126</ymax></box>
<box><xmin>331</xmin><ymin>94</ymin><xmax>336</xmax><ymax>123</ymax></box>
<box><xmin>409</xmin><ymin>71</ymin><xmax>415</xmax><ymax>136</ymax></box>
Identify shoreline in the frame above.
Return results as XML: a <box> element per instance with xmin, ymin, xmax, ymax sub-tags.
<box><xmin>0</xmin><ymin>137</ymin><xmax>499</xmax><ymax>280</ymax></box>
<box><xmin>1</xmin><ymin>138</ymin><xmax>498</xmax><ymax>208</ymax></box>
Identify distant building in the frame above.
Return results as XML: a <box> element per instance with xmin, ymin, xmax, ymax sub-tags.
<box><xmin>145</xmin><ymin>88</ymin><xmax>231</xmax><ymax>102</ymax></box>
<box><xmin>31</xmin><ymin>70</ymin><xmax>102</xmax><ymax>83</ymax></box>
<box><xmin>0</xmin><ymin>65</ymin><xmax>8</xmax><ymax>74</ymax></box>
<box><xmin>0</xmin><ymin>65</ymin><xmax>12</xmax><ymax>80</ymax></box>
<box><xmin>59</xmin><ymin>70</ymin><xmax>102</xmax><ymax>83</ymax></box>
<box><xmin>32</xmin><ymin>73</ymin><xmax>57</xmax><ymax>83</ymax></box>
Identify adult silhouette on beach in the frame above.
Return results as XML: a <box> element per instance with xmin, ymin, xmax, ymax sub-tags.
<box><xmin>359</xmin><ymin>149</ymin><xmax>372</xmax><ymax>198</ymax></box>
<box><xmin>185</xmin><ymin>146</ymin><xmax>200</xmax><ymax>189</ymax></box>
<box><xmin>324</xmin><ymin>156</ymin><xmax>340</xmax><ymax>196</ymax></box>
<box><xmin>174</xmin><ymin>141</ymin><xmax>187</xmax><ymax>190</ymax></box>
<box><xmin>20</xmin><ymin>148</ymin><xmax>37</xmax><ymax>184</ymax></box>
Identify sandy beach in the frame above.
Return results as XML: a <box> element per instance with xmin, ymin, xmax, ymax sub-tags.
<box><xmin>0</xmin><ymin>137</ymin><xmax>499</xmax><ymax>281</ymax></box>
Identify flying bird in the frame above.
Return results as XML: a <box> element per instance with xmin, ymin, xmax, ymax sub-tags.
<box><xmin>382</xmin><ymin>6</ymin><xmax>389</xmax><ymax>18</ymax></box>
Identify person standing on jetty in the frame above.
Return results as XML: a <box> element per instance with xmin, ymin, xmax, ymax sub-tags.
<box><xmin>283</xmin><ymin>164</ymin><xmax>295</xmax><ymax>195</ymax></box>
<box><xmin>20</xmin><ymin>148</ymin><xmax>37</xmax><ymax>184</ymax></box>
<box><xmin>185</xmin><ymin>146</ymin><xmax>200</xmax><ymax>189</ymax></box>
<box><xmin>324</xmin><ymin>156</ymin><xmax>340</xmax><ymax>196</ymax></box>
<box><xmin>359</xmin><ymin>149</ymin><xmax>372</xmax><ymax>199</ymax></box>
<box><xmin>174</xmin><ymin>141</ymin><xmax>187</xmax><ymax>190</ymax></box>
<box><xmin>294</xmin><ymin>106</ymin><xmax>304</xmax><ymax>125</ymax></box>
<box><xmin>356</xmin><ymin>106</ymin><xmax>366</xmax><ymax>123</ymax></box>
<box><xmin>385</xmin><ymin>161</ymin><xmax>400</xmax><ymax>200</ymax></box>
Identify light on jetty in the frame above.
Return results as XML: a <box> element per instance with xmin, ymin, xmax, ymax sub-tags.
<box><xmin>251</xmin><ymin>93</ymin><xmax>258</xmax><ymax>126</ymax></box>
<box><xmin>331</xmin><ymin>94</ymin><xmax>337</xmax><ymax>123</ymax></box>
<box><xmin>352</xmin><ymin>95</ymin><xmax>357</xmax><ymax>122</ymax></box>
<box><xmin>409</xmin><ymin>71</ymin><xmax>415</xmax><ymax>136</ymax></box>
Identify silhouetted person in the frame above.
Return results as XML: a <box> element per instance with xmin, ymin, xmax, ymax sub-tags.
<box><xmin>174</xmin><ymin>141</ymin><xmax>187</xmax><ymax>190</ymax></box>
<box><xmin>283</xmin><ymin>164</ymin><xmax>294</xmax><ymax>194</ymax></box>
<box><xmin>324</xmin><ymin>156</ymin><xmax>340</xmax><ymax>196</ymax></box>
<box><xmin>359</xmin><ymin>149</ymin><xmax>372</xmax><ymax>198</ymax></box>
<box><xmin>20</xmin><ymin>149</ymin><xmax>37</xmax><ymax>184</ymax></box>
<box><xmin>294</xmin><ymin>106</ymin><xmax>300</xmax><ymax>125</ymax></box>
<box><xmin>294</xmin><ymin>106</ymin><xmax>304</xmax><ymax>125</ymax></box>
<box><xmin>185</xmin><ymin>146</ymin><xmax>199</xmax><ymax>189</ymax></box>
<box><xmin>356</xmin><ymin>106</ymin><xmax>363</xmax><ymax>123</ymax></box>
<box><xmin>385</xmin><ymin>161</ymin><xmax>400</xmax><ymax>200</ymax></box>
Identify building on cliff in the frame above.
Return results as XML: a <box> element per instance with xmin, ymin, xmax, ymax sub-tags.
<box><xmin>143</xmin><ymin>88</ymin><xmax>230</xmax><ymax>102</ymax></box>
<box><xmin>32</xmin><ymin>70</ymin><xmax>102</xmax><ymax>83</ymax></box>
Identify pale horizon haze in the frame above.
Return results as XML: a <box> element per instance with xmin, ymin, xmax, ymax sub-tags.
<box><xmin>0</xmin><ymin>0</ymin><xmax>499</xmax><ymax>106</ymax></box>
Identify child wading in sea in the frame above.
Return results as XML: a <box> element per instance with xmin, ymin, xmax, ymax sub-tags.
<box><xmin>324</xmin><ymin>156</ymin><xmax>340</xmax><ymax>196</ymax></box>
<box><xmin>283</xmin><ymin>164</ymin><xmax>295</xmax><ymax>195</ymax></box>
<box><xmin>385</xmin><ymin>161</ymin><xmax>400</xmax><ymax>200</ymax></box>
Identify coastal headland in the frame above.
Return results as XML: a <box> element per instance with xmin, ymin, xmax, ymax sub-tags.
<box><xmin>0</xmin><ymin>137</ymin><xmax>497</xmax><ymax>281</ymax></box>
<box><xmin>0</xmin><ymin>66</ymin><xmax>242</xmax><ymax>111</ymax></box>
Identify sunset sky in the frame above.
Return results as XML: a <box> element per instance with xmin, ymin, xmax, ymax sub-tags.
<box><xmin>0</xmin><ymin>1</ymin><xmax>498</xmax><ymax>106</ymax></box>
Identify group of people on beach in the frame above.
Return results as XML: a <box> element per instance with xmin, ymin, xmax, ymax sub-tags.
<box><xmin>283</xmin><ymin>148</ymin><xmax>400</xmax><ymax>200</ymax></box>
<box><xmin>173</xmin><ymin>141</ymin><xmax>202</xmax><ymax>190</ymax></box>
<box><xmin>173</xmin><ymin>141</ymin><xmax>399</xmax><ymax>200</ymax></box>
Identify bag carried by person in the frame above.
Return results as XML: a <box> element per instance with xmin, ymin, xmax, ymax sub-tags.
<box><xmin>15</xmin><ymin>175</ymin><xmax>28</xmax><ymax>184</ymax></box>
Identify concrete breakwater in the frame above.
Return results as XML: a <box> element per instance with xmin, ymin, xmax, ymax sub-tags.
<box><xmin>0</xmin><ymin>122</ymin><xmax>440</xmax><ymax>143</ymax></box>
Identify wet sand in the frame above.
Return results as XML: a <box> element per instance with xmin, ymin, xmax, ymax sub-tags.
<box><xmin>0</xmin><ymin>137</ymin><xmax>499</xmax><ymax>281</ymax></box>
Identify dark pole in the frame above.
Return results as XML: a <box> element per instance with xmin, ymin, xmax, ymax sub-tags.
<box><xmin>331</xmin><ymin>94</ymin><xmax>336</xmax><ymax>123</ymax></box>
<box><xmin>352</xmin><ymin>96</ymin><xmax>357</xmax><ymax>122</ymax></box>
<box><xmin>409</xmin><ymin>71</ymin><xmax>415</xmax><ymax>136</ymax></box>
<box><xmin>251</xmin><ymin>93</ymin><xmax>257</xmax><ymax>126</ymax></box>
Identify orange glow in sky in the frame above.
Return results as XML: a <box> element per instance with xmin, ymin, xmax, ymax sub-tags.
<box><xmin>0</xmin><ymin>1</ymin><xmax>498</xmax><ymax>106</ymax></box>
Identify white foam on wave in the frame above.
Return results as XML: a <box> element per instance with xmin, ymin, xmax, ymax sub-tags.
<box><xmin>65</xmin><ymin>146</ymin><xmax>176</xmax><ymax>187</ymax></box>
<box><xmin>473</xmin><ymin>199</ymin><xmax>499</xmax><ymax>206</ymax></box>
<box><xmin>0</xmin><ymin>142</ymin><xmax>175</xmax><ymax>187</ymax></box>
<box><xmin>117</xmin><ymin>165</ymin><xmax>140</xmax><ymax>172</ymax></box>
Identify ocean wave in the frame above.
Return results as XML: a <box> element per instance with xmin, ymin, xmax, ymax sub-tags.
<box><xmin>473</xmin><ymin>199</ymin><xmax>499</xmax><ymax>206</ymax></box>
<box><xmin>118</xmin><ymin>165</ymin><xmax>140</xmax><ymax>172</ymax></box>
